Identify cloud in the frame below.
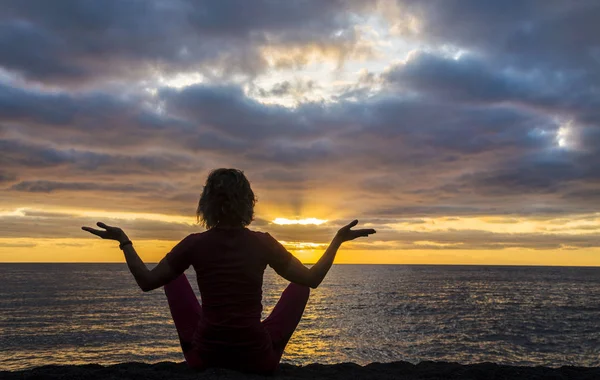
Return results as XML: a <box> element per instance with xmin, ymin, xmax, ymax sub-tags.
<box><xmin>0</xmin><ymin>241</ymin><xmax>37</xmax><ymax>248</ymax></box>
<box><xmin>10</xmin><ymin>180</ymin><xmax>159</xmax><ymax>194</ymax></box>
<box><xmin>1</xmin><ymin>77</ymin><xmax>596</xmax><ymax>221</ymax></box>
<box><xmin>253</xmin><ymin>79</ymin><xmax>319</xmax><ymax>99</ymax></box>
<box><xmin>2</xmin><ymin>210</ymin><xmax>600</xmax><ymax>252</ymax></box>
<box><xmin>0</xmin><ymin>172</ymin><xmax>17</xmax><ymax>184</ymax></box>
<box><xmin>0</xmin><ymin>211</ymin><xmax>200</xmax><ymax>240</ymax></box>
<box><xmin>0</xmin><ymin>0</ymin><xmax>370</xmax><ymax>84</ymax></box>
<box><xmin>0</xmin><ymin>138</ymin><xmax>202</xmax><ymax>175</ymax></box>
<box><xmin>160</xmin><ymin>84</ymin><xmax>320</xmax><ymax>141</ymax></box>
<box><xmin>390</xmin><ymin>1</ymin><xmax>600</xmax><ymax>72</ymax></box>
<box><xmin>1</xmin><ymin>1</ymin><xmax>600</xmax><ymax>255</ymax></box>
<box><xmin>385</xmin><ymin>51</ymin><xmax>537</xmax><ymax>103</ymax></box>
<box><xmin>384</xmin><ymin>50</ymin><xmax>600</xmax><ymax>130</ymax></box>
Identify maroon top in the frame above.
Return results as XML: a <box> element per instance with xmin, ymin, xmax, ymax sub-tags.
<box><xmin>165</xmin><ymin>227</ymin><xmax>294</xmax><ymax>369</ymax></box>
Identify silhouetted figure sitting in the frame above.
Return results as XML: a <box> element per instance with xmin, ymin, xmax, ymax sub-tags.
<box><xmin>82</xmin><ymin>168</ymin><xmax>375</xmax><ymax>374</ymax></box>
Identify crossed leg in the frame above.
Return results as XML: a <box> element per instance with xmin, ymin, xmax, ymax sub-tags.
<box><xmin>262</xmin><ymin>283</ymin><xmax>311</xmax><ymax>364</ymax></box>
<box><xmin>165</xmin><ymin>276</ymin><xmax>310</xmax><ymax>371</ymax></box>
<box><xmin>164</xmin><ymin>273</ymin><xmax>203</xmax><ymax>368</ymax></box>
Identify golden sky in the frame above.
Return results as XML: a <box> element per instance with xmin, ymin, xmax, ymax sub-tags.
<box><xmin>2</xmin><ymin>206</ymin><xmax>600</xmax><ymax>265</ymax></box>
<box><xmin>1</xmin><ymin>2</ymin><xmax>600</xmax><ymax>265</ymax></box>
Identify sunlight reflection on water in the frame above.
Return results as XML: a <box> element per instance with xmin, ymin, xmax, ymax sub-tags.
<box><xmin>2</xmin><ymin>264</ymin><xmax>600</xmax><ymax>370</ymax></box>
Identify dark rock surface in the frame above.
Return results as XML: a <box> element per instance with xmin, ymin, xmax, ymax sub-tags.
<box><xmin>2</xmin><ymin>361</ymin><xmax>600</xmax><ymax>380</ymax></box>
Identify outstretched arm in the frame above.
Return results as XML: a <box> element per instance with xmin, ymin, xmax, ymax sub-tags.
<box><xmin>281</xmin><ymin>220</ymin><xmax>376</xmax><ymax>288</ymax></box>
<box><xmin>82</xmin><ymin>222</ymin><xmax>178</xmax><ymax>292</ymax></box>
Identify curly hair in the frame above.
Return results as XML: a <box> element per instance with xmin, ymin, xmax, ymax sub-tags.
<box><xmin>196</xmin><ymin>168</ymin><xmax>256</xmax><ymax>229</ymax></box>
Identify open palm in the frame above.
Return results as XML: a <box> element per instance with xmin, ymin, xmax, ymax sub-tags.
<box><xmin>82</xmin><ymin>222</ymin><xmax>127</xmax><ymax>242</ymax></box>
<box><xmin>336</xmin><ymin>220</ymin><xmax>376</xmax><ymax>242</ymax></box>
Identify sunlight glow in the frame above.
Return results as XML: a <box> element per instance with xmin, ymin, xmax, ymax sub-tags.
<box><xmin>413</xmin><ymin>240</ymin><xmax>464</xmax><ymax>247</ymax></box>
<box><xmin>557</xmin><ymin>127</ymin><xmax>569</xmax><ymax>148</ymax></box>
<box><xmin>0</xmin><ymin>208</ymin><xmax>28</xmax><ymax>217</ymax></box>
<box><xmin>157</xmin><ymin>72</ymin><xmax>204</xmax><ymax>89</ymax></box>
<box><xmin>1</xmin><ymin>207</ymin><xmax>195</xmax><ymax>224</ymax></box>
<box><xmin>272</xmin><ymin>217</ymin><xmax>328</xmax><ymax>225</ymax></box>
<box><xmin>556</xmin><ymin>120</ymin><xmax>577</xmax><ymax>149</ymax></box>
<box><xmin>279</xmin><ymin>241</ymin><xmax>328</xmax><ymax>250</ymax></box>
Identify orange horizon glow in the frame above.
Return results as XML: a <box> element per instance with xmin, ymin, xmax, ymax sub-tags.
<box><xmin>2</xmin><ymin>207</ymin><xmax>600</xmax><ymax>266</ymax></box>
<box><xmin>272</xmin><ymin>217</ymin><xmax>328</xmax><ymax>225</ymax></box>
<box><xmin>2</xmin><ymin>238</ymin><xmax>600</xmax><ymax>267</ymax></box>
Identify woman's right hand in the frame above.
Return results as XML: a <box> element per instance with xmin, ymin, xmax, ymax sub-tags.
<box><xmin>335</xmin><ymin>220</ymin><xmax>376</xmax><ymax>243</ymax></box>
<box><xmin>82</xmin><ymin>222</ymin><xmax>129</xmax><ymax>243</ymax></box>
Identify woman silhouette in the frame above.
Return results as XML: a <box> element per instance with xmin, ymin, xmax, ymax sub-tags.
<box><xmin>82</xmin><ymin>168</ymin><xmax>376</xmax><ymax>373</ymax></box>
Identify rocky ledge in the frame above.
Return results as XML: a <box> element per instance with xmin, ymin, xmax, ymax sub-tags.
<box><xmin>2</xmin><ymin>361</ymin><xmax>599</xmax><ymax>379</ymax></box>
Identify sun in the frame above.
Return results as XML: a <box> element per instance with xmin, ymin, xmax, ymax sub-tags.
<box><xmin>272</xmin><ymin>218</ymin><xmax>328</xmax><ymax>225</ymax></box>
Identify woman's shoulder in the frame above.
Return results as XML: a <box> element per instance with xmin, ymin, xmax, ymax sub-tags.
<box><xmin>176</xmin><ymin>232</ymin><xmax>205</xmax><ymax>245</ymax></box>
<box><xmin>245</xmin><ymin>228</ymin><xmax>273</xmax><ymax>239</ymax></box>
<box><xmin>245</xmin><ymin>230</ymin><xmax>284</xmax><ymax>250</ymax></box>
<box><xmin>196</xmin><ymin>227</ymin><xmax>269</xmax><ymax>240</ymax></box>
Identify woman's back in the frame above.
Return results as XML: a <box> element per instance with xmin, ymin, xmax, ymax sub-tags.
<box><xmin>165</xmin><ymin>226</ymin><xmax>295</xmax><ymax>360</ymax></box>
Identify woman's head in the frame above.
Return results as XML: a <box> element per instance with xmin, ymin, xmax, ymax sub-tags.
<box><xmin>197</xmin><ymin>168</ymin><xmax>256</xmax><ymax>229</ymax></box>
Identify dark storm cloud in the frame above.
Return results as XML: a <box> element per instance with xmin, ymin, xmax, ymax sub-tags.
<box><xmin>0</xmin><ymin>82</ymin><xmax>183</xmax><ymax>152</ymax></box>
<box><xmin>395</xmin><ymin>1</ymin><xmax>600</xmax><ymax>71</ymax></box>
<box><xmin>160</xmin><ymin>84</ymin><xmax>319</xmax><ymax>140</ymax></box>
<box><xmin>1</xmin><ymin>77</ymin><xmax>594</xmax><ymax>219</ymax></box>
<box><xmin>10</xmin><ymin>180</ymin><xmax>172</xmax><ymax>194</ymax></box>
<box><xmin>0</xmin><ymin>0</ymin><xmax>367</xmax><ymax>84</ymax></box>
<box><xmin>452</xmin><ymin>154</ymin><xmax>600</xmax><ymax>197</ymax></box>
<box><xmin>3</xmin><ymin>68</ymin><xmax>598</xmax><ymax>220</ymax></box>
<box><xmin>386</xmin><ymin>1</ymin><xmax>600</xmax><ymax>135</ymax></box>
<box><xmin>0</xmin><ymin>81</ymin><xmax>90</xmax><ymax>125</ymax></box>
<box><xmin>0</xmin><ymin>138</ymin><xmax>201</xmax><ymax>175</ymax></box>
<box><xmin>0</xmin><ymin>82</ymin><xmax>253</xmax><ymax>156</ymax></box>
<box><xmin>374</xmin><ymin>2</ymin><xmax>600</xmax><ymax>211</ymax></box>
<box><xmin>384</xmin><ymin>51</ymin><xmax>600</xmax><ymax>130</ymax></box>
<box><xmin>385</xmin><ymin>51</ymin><xmax>539</xmax><ymax>103</ymax></box>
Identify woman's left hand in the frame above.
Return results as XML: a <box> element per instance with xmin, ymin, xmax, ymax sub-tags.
<box><xmin>334</xmin><ymin>220</ymin><xmax>376</xmax><ymax>243</ymax></box>
<box><xmin>82</xmin><ymin>222</ymin><xmax>129</xmax><ymax>243</ymax></box>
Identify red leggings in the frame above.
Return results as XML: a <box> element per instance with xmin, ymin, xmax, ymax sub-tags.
<box><xmin>164</xmin><ymin>274</ymin><xmax>310</xmax><ymax>371</ymax></box>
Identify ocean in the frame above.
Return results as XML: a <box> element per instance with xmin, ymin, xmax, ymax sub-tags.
<box><xmin>1</xmin><ymin>264</ymin><xmax>600</xmax><ymax>371</ymax></box>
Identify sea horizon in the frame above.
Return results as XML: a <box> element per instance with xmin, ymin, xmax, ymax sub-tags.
<box><xmin>3</xmin><ymin>262</ymin><xmax>600</xmax><ymax>268</ymax></box>
<box><xmin>3</xmin><ymin>264</ymin><xmax>600</xmax><ymax>371</ymax></box>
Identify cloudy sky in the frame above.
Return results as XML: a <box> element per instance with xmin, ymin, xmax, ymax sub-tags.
<box><xmin>1</xmin><ymin>0</ymin><xmax>600</xmax><ymax>264</ymax></box>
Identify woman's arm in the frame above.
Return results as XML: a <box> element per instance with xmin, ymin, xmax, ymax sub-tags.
<box><xmin>281</xmin><ymin>220</ymin><xmax>375</xmax><ymax>288</ymax></box>
<box><xmin>82</xmin><ymin>222</ymin><xmax>178</xmax><ymax>292</ymax></box>
<box><xmin>121</xmin><ymin>243</ymin><xmax>178</xmax><ymax>292</ymax></box>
